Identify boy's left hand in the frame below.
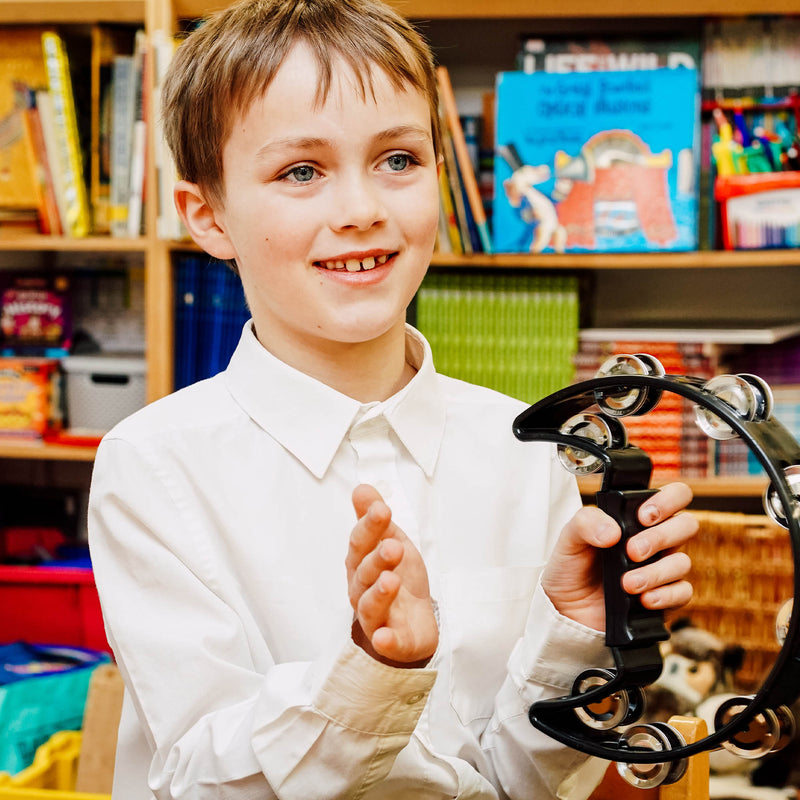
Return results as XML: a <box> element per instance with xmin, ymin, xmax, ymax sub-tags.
<box><xmin>542</xmin><ymin>482</ymin><xmax>698</xmax><ymax>632</ymax></box>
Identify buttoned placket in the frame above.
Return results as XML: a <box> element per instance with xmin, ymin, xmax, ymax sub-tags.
<box><xmin>347</xmin><ymin>411</ymin><xmax>421</xmax><ymax>552</ymax></box>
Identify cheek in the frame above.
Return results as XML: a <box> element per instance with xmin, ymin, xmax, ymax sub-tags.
<box><xmin>406</xmin><ymin>181</ymin><xmax>442</xmax><ymax>239</ymax></box>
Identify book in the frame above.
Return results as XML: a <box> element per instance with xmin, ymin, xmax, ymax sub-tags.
<box><xmin>0</xmin><ymin>28</ymin><xmax>50</xmax><ymax>218</ymax></box>
<box><xmin>41</xmin><ymin>31</ymin><xmax>91</xmax><ymax>237</ymax></box>
<box><xmin>702</xmin><ymin>17</ymin><xmax>800</xmax><ymax>102</ymax></box>
<box><xmin>436</xmin><ymin>66</ymin><xmax>492</xmax><ymax>253</ymax></box>
<box><xmin>90</xmin><ymin>25</ymin><xmax>136</xmax><ymax>234</ymax></box>
<box><xmin>173</xmin><ymin>256</ymin><xmax>250</xmax><ymax>389</ymax></box>
<box><xmin>127</xmin><ymin>30</ymin><xmax>148</xmax><ymax>238</ymax></box>
<box><xmin>108</xmin><ymin>54</ymin><xmax>135</xmax><ymax>237</ymax></box>
<box><xmin>574</xmin><ymin>338</ymin><xmax>715</xmax><ymax>479</ymax></box>
<box><xmin>35</xmin><ymin>90</ymin><xmax>69</xmax><ymax>234</ymax></box>
<box><xmin>415</xmin><ymin>272</ymin><xmax>579</xmax><ymax>403</ymax></box>
<box><xmin>517</xmin><ymin>35</ymin><xmax>700</xmax><ymax>74</ymax></box>
<box><xmin>493</xmin><ymin>66</ymin><xmax>700</xmax><ymax>254</ymax></box>
<box><xmin>438</xmin><ymin>112</ymin><xmax>470</xmax><ymax>254</ymax></box>
<box><xmin>22</xmin><ymin>99</ymin><xmax>63</xmax><ymax>235</ymax></box>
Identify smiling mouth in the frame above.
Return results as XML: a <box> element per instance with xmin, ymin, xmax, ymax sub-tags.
<box><xmin>314</xmin><ymin>254</ymin><xmax>393</xmax><ymax>272</ymax></box>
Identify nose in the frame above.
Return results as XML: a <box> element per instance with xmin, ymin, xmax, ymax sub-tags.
<box><xmin>330</xmin><ymin>172</ymin><xmax>387</xmax><ymax>231</ymax></box>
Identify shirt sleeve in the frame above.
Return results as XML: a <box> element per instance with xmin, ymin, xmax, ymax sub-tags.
<box><xmin>88</xmin><ymin>435</ymin><xmax>436</xmax><ymax>800</ymax></box>
<box><xmin>480</xmin><ymin>453</ymin><xmax>614</xmax><ymax>800</ymax></box>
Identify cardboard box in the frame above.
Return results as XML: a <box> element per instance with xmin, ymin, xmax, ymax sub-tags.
<box><xmin>0</xmin><ymin>358</ymin><xmax>61</xmax><ymax>438</ymax></box>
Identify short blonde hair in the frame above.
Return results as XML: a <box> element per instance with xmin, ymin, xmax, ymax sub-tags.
<box><xmin>162</xmin><ymin>0</ymin><xmax>440</xmax><ymax>208</ymax></box>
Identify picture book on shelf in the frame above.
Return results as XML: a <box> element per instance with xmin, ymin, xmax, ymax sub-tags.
<box><xmin>0</xmin><ymin>28</ymin><xmax>50</xmax><ymax>223</ymax></box>
<box><xmin>493</xmin><ymin>66</ymin><xmax>700</xmax><ymax>254</ymax></box>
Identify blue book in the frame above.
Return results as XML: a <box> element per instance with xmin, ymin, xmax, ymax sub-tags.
<box><xmin>174</xmin><ymin>256</ymin><xmax>200</xmax><ymax>390</ymax></box>
<box><xmin>493</xmin><ymin>67</ymin><xmax>700</xmax><ymax>254</ymax></box>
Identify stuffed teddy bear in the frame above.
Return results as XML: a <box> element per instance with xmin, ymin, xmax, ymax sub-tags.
<box><xmin>645</xmin><ymin>617</ymin><xmax>745</xmax><ymax>724</ymax></box>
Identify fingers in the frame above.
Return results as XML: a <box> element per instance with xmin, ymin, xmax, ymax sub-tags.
<box><xmin>627</xmin><ymin>510</ymin><xmax>699</xmax><ymax>563</ymax></box>
<box><xmin>345</xmin><ymin>486</ymin><xmax>393</xmax><ymax>575</ymax></box>
<box><xmin>636</xmin><ymin>482</ymin><xmax>693</xmax><ymax>527</ymax></box>
<box><xmin>352</xmin><ymin>483</ymin><xmax>383</xmax><ymax>520</ymax></box>
<box><xmin>356</xmin><ymin>569</ymin><xmax>401</xmax><ymax>639</ymax></box>
<box><xmin>622</xmin><ymin>551</ymin><xmax>693</xmax><ymax>609</ymax></box>
<box><xmin>348</xmin><ymin>537</ymin><xmax>403</xmax><ymax>609</ymax></box>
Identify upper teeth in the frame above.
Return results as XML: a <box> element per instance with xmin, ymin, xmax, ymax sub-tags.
<box><xmin>322</xmin><ymin>254</ymin><xmax>387</xmax><ymax>271</ymax></box>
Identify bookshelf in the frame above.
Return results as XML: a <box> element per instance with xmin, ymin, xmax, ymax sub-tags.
<box><xmin>0</xmin><ymin>0</ymin><xmax>797</xmax><ymax>500</ymax></box>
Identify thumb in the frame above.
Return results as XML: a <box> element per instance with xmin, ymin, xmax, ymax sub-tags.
<box><xmin>554</xmin><ymin>506</ymin><xmax>620</xmax><ymax>558</ymax></box>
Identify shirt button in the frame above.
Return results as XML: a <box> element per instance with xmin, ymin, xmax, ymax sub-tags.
<box><xmin>404</xmin><ymin>692</ymin><xmax>425</xmax><ymax>706</ymax></box>
<box><xmin>374</xmin><ymin>480</ymin><xmax>392</xmax><ymax>498</ymax></box>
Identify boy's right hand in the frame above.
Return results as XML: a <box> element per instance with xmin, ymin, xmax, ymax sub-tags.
<box><xmin>346</xmin><ymin>484</ymin><xmax>438</xmax><ymax>668</ymax></box>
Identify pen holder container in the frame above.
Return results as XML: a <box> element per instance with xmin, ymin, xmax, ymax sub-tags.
<box><xmin>715</xmin><ymin>171</ymin><xmax>800</xmax><ymax>250</ymax></box>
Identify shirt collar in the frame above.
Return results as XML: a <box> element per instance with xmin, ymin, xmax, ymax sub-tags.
<box><xmin>223</xmin><ymin>322</ymin><xmax>445</xmax><ymax>479</ymax></box>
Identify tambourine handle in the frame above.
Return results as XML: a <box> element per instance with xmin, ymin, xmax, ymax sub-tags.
<box><xmin>597</xmin><ymin>488</ymin><xmax>671</xmax><ymax>650</ymax></box>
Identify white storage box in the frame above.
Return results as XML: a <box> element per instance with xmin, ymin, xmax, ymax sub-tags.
<box><xmin>61</xmin><ymin>355</ymin><xmax>146</xmax><ymax>433</ymax></box>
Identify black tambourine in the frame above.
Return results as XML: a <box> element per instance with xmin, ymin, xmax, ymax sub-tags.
<box><xmin>513</xmin><ymin>354</ymin><xmax>800</xmax><ymax>788</ymax></box>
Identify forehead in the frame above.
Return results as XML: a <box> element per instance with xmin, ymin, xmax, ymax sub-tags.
<box><xmin>231</xmin><ymin>42</ymin><xmax>431</xmax><ymax>138</ymax></box>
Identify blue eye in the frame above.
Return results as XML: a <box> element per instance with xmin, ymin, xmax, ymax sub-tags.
<box><xmin>387</xmin><ymin>154</ymin><xmax>409</xmax><ymax>171</ymax></box>
<box><xmin>289</xmin><ymin>165</ymin><xmax>315</xmax><ymax>182</ymax></box>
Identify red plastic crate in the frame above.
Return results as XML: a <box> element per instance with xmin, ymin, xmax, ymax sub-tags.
<box><xmin>0</xmin><ymin>566</ymin><xmax>110</xmax><ymax>653</ymax></box>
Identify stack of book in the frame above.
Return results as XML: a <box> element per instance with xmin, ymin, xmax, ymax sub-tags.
<box><xmin>415</xmin><ymin>272</ymin><xmax>578</xmax><ymax>403</ymax></box>
<box><xmin>173</xmin><ymin>255</ymin><xmax>250</xmax><ymax>390</ymax></box>
<box><xmin>575</xmin><ymin>336</ymin><xmax>715</xmax><ymax>479</ymax></box>
<box><xmin>435</xmin><ymin>67</ymin><xmax>492</xmax><ymax>255</ymax></box>
<box><xmin>718</xmin><ymin>336</ymin><xmax>800</xmax><ymax>476</ymax></box>
<box><xmin>0</xmin><ymin>26</ymin><xmax>147</xmax><ymax>238</ymax></box>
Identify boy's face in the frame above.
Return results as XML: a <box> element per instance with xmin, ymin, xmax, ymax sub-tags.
<box><xmin>201</xmin><ymin>43</ymin><xmax>440</xmax><ymax>365</ymax></box>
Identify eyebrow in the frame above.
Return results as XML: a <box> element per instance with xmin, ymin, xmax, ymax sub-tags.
<box><xmin>254</xmin><ymin>125</ymin><xmax>432</xmax><ymax>161</ymax></box>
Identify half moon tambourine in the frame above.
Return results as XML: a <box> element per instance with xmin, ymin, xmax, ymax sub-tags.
<box><xmin>513</xmin><ymin>354</ymin><xmax>800</xmax><ymax>788</ymax></box>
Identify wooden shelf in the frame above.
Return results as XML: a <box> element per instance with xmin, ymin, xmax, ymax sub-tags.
<box><xmin>168</xmin><ymin>239</ymin><xmax>800</xmax><ymax>270</ymax></box>
<box><xmin>390</xmin><ymin>0</ymin><xmax>800</xmax><ymax>16</ymax></box>
<box><xmin>169</xmin><ymin>0</ymin><xmax>797</xmax><ymax>21</ymax></box>
<box><xmin>579</xmin><ymin>475</ymin><xmax>769</xmax><ymax>498</ymax></box>
<box><xmin>0</xmin><ymin>236</ymin><xmax>147</xmax><ymax>253</ymax></box>
<box><xmin>430</xmin><ymin>249</ymin><xmax>800</xmax><ymax>270</ymax></box>
<box><xmin>0</xmin><ymin>0</ymin><xmax>144</xmax><ymax>24</ymax></box>
<box><xmin>0</xmin><ymin>440</ymin><xmax>97</xmax><ymax>462</ymax></box>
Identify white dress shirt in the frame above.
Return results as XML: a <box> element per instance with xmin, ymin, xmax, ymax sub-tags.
<box><xmin>88</xmin><ymin>323</ymin><xmax>610</xmax><ymax>800</ymax></box>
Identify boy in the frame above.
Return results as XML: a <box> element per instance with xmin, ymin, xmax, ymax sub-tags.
<box><xmin>88</xmin><ymin>0</ymin><xmax>698</xmax><ymax>797</ymax></box>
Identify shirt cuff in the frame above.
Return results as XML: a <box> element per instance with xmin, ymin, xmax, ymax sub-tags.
<box><xmin>313</xmin><ymin>639</ymin><xmax>437</xmax><ymax>735</ymax></box>
<box><xmin>513</xmin><ymin>581</ymin><xmax>611</xmax><ymax>692</ymax></box>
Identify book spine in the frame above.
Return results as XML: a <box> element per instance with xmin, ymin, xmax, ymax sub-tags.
<box><xmin>41</xmin><ymin>32</ymin><xmax>90</xmax><ymax>237</ymax></box>
<box><xmin>23</xmin><ymin>103</ymin><xmax>63</xmax><ymax>236</ymax></box>
<box><xmin>34</xmin><ymin>90</ymin><xmax>69</xmax><ymax>235</ymax></box>
<box><xmin>127</xmin><ymin>30</ymin><xmax>148</xmax><ymax>238</ymax></box>
<box><xmin>109</xmin><ymin>55</ymin><xmax>134</xmax><ymax>237</ymax></box>
<box><xmin>436</xmin><ymin>66</ymin><xmax>492</xmax><ymax>253</ymax></box>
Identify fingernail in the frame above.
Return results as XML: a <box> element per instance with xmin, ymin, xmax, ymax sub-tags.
<box><xmin>646</xmin><ymin>590</ymin><xmax>663</xmax><ymax>608</ymax></box>
<box><xmin>640</xmin><ymin>505</ymin><xmax>659</xmax><ymax>525</ymax></box>
<box><xmin>630</xmin><ymin>539</ymin><xmax>650</xmax><ymax>561</ymax></box>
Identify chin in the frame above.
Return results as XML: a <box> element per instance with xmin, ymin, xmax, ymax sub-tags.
<box><xmin>327</xmin><ymin>314</ymin><xmax>406</xmax><ymax>346</ymax></box>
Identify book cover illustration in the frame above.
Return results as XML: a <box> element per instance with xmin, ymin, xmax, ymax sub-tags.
<box><xmin>0</xmin><ymin>29</ymin><xmax>49</xmax><ymax>220</ymax></box>
<box><xmin>493</xmin><ymin>67</ymin><xmax>700</xmax><ymax>254</ymax></box>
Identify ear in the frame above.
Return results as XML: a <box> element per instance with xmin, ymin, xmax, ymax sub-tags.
<box><xmin>173</xmin><ymin>180</ymin><xmax>237</xmax><ymax>261</ymax></box>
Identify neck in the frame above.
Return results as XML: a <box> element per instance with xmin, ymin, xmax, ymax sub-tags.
<box><xmin>255</xmin><ymin>321</ymin><xmax>416</xmax><ymax>403</ymax></box>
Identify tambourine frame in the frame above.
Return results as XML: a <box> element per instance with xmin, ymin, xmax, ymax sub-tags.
<box><xmin>514</xmin><ymin>372</ymin><xmax>800</xmax><ymax>764</ymax></box>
